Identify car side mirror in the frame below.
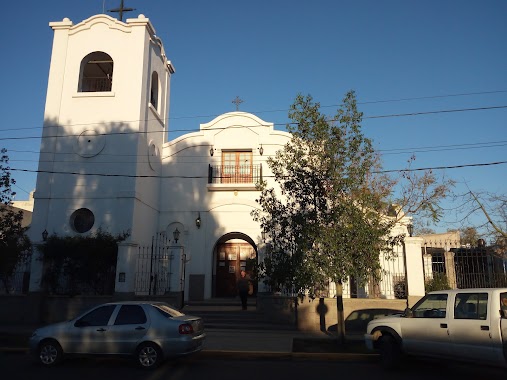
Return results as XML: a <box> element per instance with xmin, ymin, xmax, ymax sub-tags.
<box><xmin>404</xmin><ymin>307</ymin><xmax>413</xmax><ymax>318</ymax></box>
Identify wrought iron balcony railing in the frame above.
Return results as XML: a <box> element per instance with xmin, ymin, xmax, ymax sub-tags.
<box><xmin>208</xmin><ymin>164</ymin><xmax>262</xmax><ymax>184</ymax></box>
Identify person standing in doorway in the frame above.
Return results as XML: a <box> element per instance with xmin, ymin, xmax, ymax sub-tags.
<box><xmin>237</xmin><ymin>270</ymin><xmax>250</xmax><ymax>310</ymax></box>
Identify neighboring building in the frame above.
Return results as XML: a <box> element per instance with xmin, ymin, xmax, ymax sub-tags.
<box><xmin>1</xmin><ymin>189</ymin><xmax>33</xmax><ymax>229</ymax></box>
<box><xmin>27</xmin><ymin>13</ymin><xmax>423</xmax><ymax>302</ymax></box>
<box><xmin>11</xmin><ymin>191</ymin><xmax>35</xmax><ymax>213</ymax></box>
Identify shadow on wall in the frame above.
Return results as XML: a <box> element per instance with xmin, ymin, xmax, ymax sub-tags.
<box><xmin>327</xmin><ymin>308</ymin><xmax>404</xmax><ymax>334</ymax></box>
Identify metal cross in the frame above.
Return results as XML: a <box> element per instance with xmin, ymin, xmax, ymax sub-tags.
<box><xmin>232</xmin><ymin>96</ymin><xmax>244</xmax><ymax>111</ymax></box>
<box><xmin>108</xmin><ymin>0</ymin><xmax>136</xmax><ymax>21</ymax></box>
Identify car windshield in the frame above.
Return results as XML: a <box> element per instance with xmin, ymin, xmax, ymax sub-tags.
<box><xmin>152</xmin><ymin>303</ymin><xmax>185</xmax><ymax>318</ymax></box>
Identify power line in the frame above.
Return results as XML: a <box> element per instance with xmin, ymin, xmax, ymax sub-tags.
<box><xmin>0</xmin><ymin>98</ymin><xmax>507</xmax><ymax>140</ymax></box>
<box><xmin>4</xmin><ymin>139</ymin><xmax>507</xmax><ymax>166</ymax></box>
<box><xmin>1</xmin><ymin>104</ymin><xmax>506</xmax><ymax>143</ymax></box>
<box><xmin>380</xmin><ymin>141</ymin><xmax>507</xmax><ymax>156</ymax></box>
<box><xmin>363</xmin><ymin>105</ymin><xmax>507</xmax><ymax>120</ymax></box>
<box><xmin>9</xmin><ymin>160</ymin><xmax>507</xmax><ymax>178</ymax></box>
<box><xmin>375</xmin><ymin>161</ymin><xmax>507</xmax><ymax>174</ymax></box>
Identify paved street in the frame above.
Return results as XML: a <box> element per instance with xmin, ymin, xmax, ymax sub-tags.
<box><xmin>1</xmin><ymin>351</ymin><xmax>505</xmax><ymax>380</ymax></box>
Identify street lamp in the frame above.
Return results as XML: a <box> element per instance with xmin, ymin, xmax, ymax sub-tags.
<box><xmin>407</xmin><ymin>223</ymin><xmax>414</xmax><ymax>237</ymax></box>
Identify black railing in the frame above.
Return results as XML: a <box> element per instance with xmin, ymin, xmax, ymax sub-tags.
<box><xmin>80</xmin><ymin>77</ymin><xmax>112</xmax><ymax>92</ymax></box>
<box><xmin>0</xmin><ymin>250</ymin><xmax>32</xmax><ymax>295</ymax></box>
<box><xmin>423</xmin><ymin>246</ymin><xmax>507</xmax><ymax>289</ymax></box>
<box><xmin>135</xmin><ymin>233</ymin><xmax>185</xmax><ymax>295</ymax></box>
<box><xmin>208</xmin><ymin>164</ymin><xmax>262</xmax><ymax>184</ymax></box>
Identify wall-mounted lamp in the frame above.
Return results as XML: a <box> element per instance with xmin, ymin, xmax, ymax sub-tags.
<box><xmin>258</xmin><ymin>144</ymin><xmax>264</xmax><ymax>156</ymax></box>
<box><xmin>407</xmin><ymin>224</ymin><xmax>414</xmax><ymax>237</ymax></box>
<box><xmin>173</xmin><ymin>227</ymin><xmax>180</xmax><ymax>243</ymax></box>
<box><xmin>209</xmin><ymin>146</ymin><xmax>214</xmax><ymax>156</ymax></box>
<box><xmin>196</xmin><ymin>213</ymin><xmax>201</xmax><ymax>229</ymax></box>
<box><xmin>42</xmin><ymin>229</ymin><xmax>49</xmax><ymax>241</ymax></box>
<box><xmin>261</xmin><ymin>230</ymin><xmax>266</xmax><ymax>243</ymax></box>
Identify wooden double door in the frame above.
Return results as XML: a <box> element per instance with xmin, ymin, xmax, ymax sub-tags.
<box><xmin>215</xmin><ymin>243</ymin><xmax>256</xmax><ymax>297</ymax></box>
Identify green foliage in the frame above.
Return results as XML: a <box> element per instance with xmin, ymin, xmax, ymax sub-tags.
<box><xmin>458</xmin><ymin>227</ymin><xmax>480</xmax><ymax>247</ymax></box>
<box><xmin>0</xmin><ymin>148</ymin><xmax>32</xmax><ymax>293</ymax></box>
<box><xmin>425</xmin><ymin>273</ymin><xmax>451</xmax><ymax>293</ymax></box>
<box><xmin>252</xmin><ymin>91</ymin><xmax>398</xmax><ymax>299</ymax></box>
<box><xmin>39</xmin><ymin>229</ymin><xmax>128</xmax><ymax>295</ymax></box>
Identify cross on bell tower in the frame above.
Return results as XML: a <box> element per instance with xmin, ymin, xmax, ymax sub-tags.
<box><xmin>232</xmin><ymin>96</ymin><xmax>244</xmax><ymax>111</ymax></box>
<box><xmin>108</xmin><ymin>0</ymin><xmax>136</xmax><ymax>21</ymax></box>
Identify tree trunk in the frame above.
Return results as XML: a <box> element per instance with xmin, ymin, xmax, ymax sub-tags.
<box><xmin>335</xmin><ymin>281</ymin><xmax>345</xmax><ymax>344</ymax></box>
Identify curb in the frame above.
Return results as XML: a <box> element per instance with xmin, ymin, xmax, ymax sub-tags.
<box><xmin>195</xmin><ymin>350</ymin><xmax>379</xmax><ymax>361</ymax></box>
<box><xmin>0</xmin><ymin>346</ymin><xmax>379</xmax><ymax>362</ymax></box>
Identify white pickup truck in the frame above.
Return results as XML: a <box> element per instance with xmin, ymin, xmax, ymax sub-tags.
<box><xmin>364</xmin><ymin>287</ymin><xmax>507</xmax><ymax>369</ymax></box>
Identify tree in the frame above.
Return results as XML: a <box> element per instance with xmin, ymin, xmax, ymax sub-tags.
<box><xmin>391</xmin><ymin>154</ymin><xmax>455</xmax><ymax>228</ymax></box>
<box><xmin>469</xmin><ymin>191</ymin><xmax>506</xmax><ymax>244</ymax></box>
<box><xmin>457</xmin><ymin>226</ymin><xmax>480</xmax><ymax>247</ymax></box>
<box><xmin>252</xmin><ymin>91</ymin><xmax>454</xmax><ymax>343</ymax></box>
<box><xmin>0</xmin><ymin>148</ymin><xmax>31</xmax><ymax>293</ymax></box>
<box><xmin>416</xmin><ymin>227</ymin><xmax>436</xmax><ymax>235</ymax></box>
<box><xmin>253</xmin><ymin>92</ymin><xmax>400</xmax><ymax>342</ymax></box>
<box><xmin>39</xmin><ymin>228</ymin><xmax>128</xmax><ymax>295</ymax></box>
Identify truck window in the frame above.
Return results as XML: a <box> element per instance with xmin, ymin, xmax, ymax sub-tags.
<box><xmin>412</xmin><ymin>293</ymin><xmax>447</xmax><ymax>318</ymax></box>
<box><xmin>454</xmin><ymin>292</ymin><xmax>488</xmax><ymax>320</ymax></box>
<box><xmin>501</xmin><ymin>292</ymin><xmax>507</xmax><ymax>311</ymax></box>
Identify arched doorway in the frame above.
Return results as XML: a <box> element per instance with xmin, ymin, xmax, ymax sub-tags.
<box><xmin>213</xmin><ymin>233</ymin><xmax>257</xmax><ymax>298</ymax></box>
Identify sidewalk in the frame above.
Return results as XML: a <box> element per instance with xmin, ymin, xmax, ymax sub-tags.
<box><xmin>198</xmin><ymin>328</ymin><xmax>376</xmax><ymax>361</ymax></box>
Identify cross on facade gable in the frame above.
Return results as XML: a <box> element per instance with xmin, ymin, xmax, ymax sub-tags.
<box><xmin>108</xmin><ymin>0</ymin><xmax>136</xmax><ymax>21</ymax></box>
<box><xmin>232</xmin><ymin>96</ymin><xmax>244</xmax><ymax>111</ymax></box>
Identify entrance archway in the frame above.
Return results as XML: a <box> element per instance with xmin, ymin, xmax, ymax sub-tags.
<box><xmin>212</xmin><ymin>232</ymin><xmax>257</xmax><ymax>298</ymax></box>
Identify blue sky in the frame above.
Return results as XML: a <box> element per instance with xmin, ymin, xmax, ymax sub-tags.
<box><xmin>0</xmin><ymin>0</ymin><xmax>505</xmax><ymax>236</ymax></box>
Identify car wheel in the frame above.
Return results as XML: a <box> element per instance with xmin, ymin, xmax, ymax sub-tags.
<box><xmin>378</xmin><ymin>335</ymin><xmax>401</xmax><ymax>370</ymax></box>
<box><xmin>136</xmin><ymin>342</ymin><xmax>162</xmax><ymax>369</ymax></box>
<box><xmin>38</xmin><ymin>339</ymin><xmax>63</xmax><ymax>366</ymax></box>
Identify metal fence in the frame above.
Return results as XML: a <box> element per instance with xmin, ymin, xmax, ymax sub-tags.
<box><xmin>423</xmin><ymin>246</ymin><xmax>507</xmax><ymax>289</ymax></box>
<box><xmin>0</xmin><ymin>250</ymin><xmax>32</xmax><ymax>295</ymax></box>
<box><xmin>134</xmin><ymin>233</ymin><xmax>184</xmax><ymax>295</ymax></box>
<box><xmin>262</xmin><ymin>246</ymin><xmax>408</xmax><ymax>300</ymax></box>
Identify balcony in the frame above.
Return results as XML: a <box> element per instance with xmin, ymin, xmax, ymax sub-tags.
<box><xmin>207</xmin><ymin>164</ymin><xmax>262</xmax><ymax>191</ymax></box>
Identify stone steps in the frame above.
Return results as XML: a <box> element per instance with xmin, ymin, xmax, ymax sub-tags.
<box><xmin>181</xmin><ymin>297</ymin><xmax>296</xmax><ymax>331</ymax></box>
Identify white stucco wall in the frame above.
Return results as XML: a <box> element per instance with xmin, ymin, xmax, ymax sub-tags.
<box><xmin>158</xmin><ymin>112</ymin><xmax>292</xmax><ymax>298</ymax></box>
<box><xmin>28</xmin><ymin>14</ymin><xmax>174</xmax><ymax>291</ymax></box>
<box><xmin>27</xmin><ymin>13</ymin><xmax>424</xmax><ymax>301</ymax></box>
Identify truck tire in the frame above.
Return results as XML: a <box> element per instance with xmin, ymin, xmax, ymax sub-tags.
<box><xmin>379</xmin><ymin>335</ymin><xmax>401</xmax><ymax>370</ymax></box>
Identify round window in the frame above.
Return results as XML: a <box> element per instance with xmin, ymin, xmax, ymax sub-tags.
<box><xmin>70</xmin><ymin>208</ymin><xmax>95</xmax><ymax>233</ymax></box>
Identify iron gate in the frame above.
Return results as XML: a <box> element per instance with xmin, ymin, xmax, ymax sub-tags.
<box><xmin>134</xmin><ymin>233</ymin><xmax>185</xmax><ymax>295</ymax></box>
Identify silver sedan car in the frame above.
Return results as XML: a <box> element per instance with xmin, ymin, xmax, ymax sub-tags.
<box><xmin>29</xmin><ymin>300</ymin><xmax>205</xmax><ymax>369</ymax></box>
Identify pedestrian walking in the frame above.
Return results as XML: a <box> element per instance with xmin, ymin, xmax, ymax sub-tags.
<box><xmin>237</xmin><ymin>270</ymin><xmax>251</xmax><ymax>310</ymax></box>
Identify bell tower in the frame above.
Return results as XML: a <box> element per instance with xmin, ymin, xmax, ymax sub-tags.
<box><xmin>29</xmin><ymin>13</ymin><xmax>175</xmax><ymax>291</ymax></box>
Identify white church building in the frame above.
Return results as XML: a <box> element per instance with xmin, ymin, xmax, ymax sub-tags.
<box><xmin>26</xmin><ymin>12</ymin><xmax>425</xmax><ymax>304</ymax></box>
